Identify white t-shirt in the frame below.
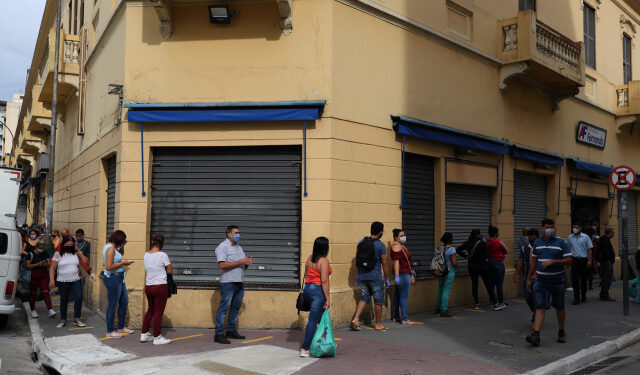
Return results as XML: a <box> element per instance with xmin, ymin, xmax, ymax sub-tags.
<box><xmin>53</xmin><ymin>252</ymin><xmax>81</xmax><ymax>283</ymax></box>
<box><xmin>144</xmin><ymin>251</ymin><xmax>171</xmax><ymax>286</ymax></box>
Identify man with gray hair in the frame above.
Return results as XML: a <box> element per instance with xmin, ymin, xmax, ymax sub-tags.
<box><xmin>596</xmin><ymin>228</ymin><xmax>616</xmax><ymax>301</ymax></box>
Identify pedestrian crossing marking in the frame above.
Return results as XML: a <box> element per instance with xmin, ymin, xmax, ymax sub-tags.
<box><xmin>170</xmin><ymin>334</ymin><xmax>204</xmax><ymax>342</ymax></box>
<box><xmin>68</xmin><ymin>327</ymin><xmax>95</xmax><ymax>331</ymax></box>
<box><xmin>412</xmin><ymin>321</ymin><xmax>425</xmax><ymax>324</ymax></box>
<box><xmin>335</xmin><ymin>338</ymin><xmax>342</xmax><ymax>341</ymax></box>
<box><xmin>242</xmin><ymin>336</ymin><xmax>273</xmax><ymax>344</ymax></box>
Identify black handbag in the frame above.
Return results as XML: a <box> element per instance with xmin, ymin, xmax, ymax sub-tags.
<box><xmin>167</xmin><ymin>274</ymin><xmax>178</xmax><ymax>298</ymax></box>
<box><xmin>296</xmin><ymin>274</ymin><xmax>310</xmax><ymax>314</ymax></box>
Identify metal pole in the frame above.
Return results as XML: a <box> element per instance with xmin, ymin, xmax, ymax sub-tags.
<box><xmin>620</xmin><ymin>190</ymin><xmax>630</xmax><ymax>316</ymax></box>
<box><xmin>46</xmin><ymin>0</ymin><xmax>62</xmax><ymax>246</ymax></box>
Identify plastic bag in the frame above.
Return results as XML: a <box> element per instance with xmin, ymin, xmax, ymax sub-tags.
<box><xmin>310</xmin><ymin>309</ymin><xmax>337</xmax><ymax>358</ymax></box>
<box><xmin>629</xmin><ymin>276</ymin><xmax>639</xmax><ymax>299</ymax></box>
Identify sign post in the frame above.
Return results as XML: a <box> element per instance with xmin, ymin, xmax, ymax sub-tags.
<box><xmin>610</xmin><ymin>165</ymin><xmax>637</xmax><ymax>316</ymax></box>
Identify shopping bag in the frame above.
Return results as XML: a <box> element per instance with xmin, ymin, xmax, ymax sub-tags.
<box><xmin>629</xmin><ymin>277</ymin><xmax>639</xmax><ymax>299</ymax></box>
<box><xmin>310</xmin><ymin>309</ymin><xmax>337</xmax><ymax>357</ymax></box>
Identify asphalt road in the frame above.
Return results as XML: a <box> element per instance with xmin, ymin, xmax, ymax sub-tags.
<box><xmin>0</xmin><ymin>304</ymin><xmax>42</xmax><ymax>375</ymax></box>
<box><xmin>569</xmin><ymin>340</ymin><xmax>640</xmax><ymax>374</ymax></box>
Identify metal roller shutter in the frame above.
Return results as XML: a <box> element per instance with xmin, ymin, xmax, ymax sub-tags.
<box><xmin>150</xmin><ymin>146</ymin><xmax>301</xmax><ymax>290</ymax></box>
<box><xmin>446</xmin><ymin>184</ymin><xmax>492</xmax><ymax>275</ymax></box>
<box><xmin>106</xmin><ymin>156</ymin><xmax>116</xmax><ymax>239</ymax></box>
<box><xmin>402</xmin><ymin>153</ymin><xmax>435</xmax><ymax>279</ymax></box>
<box><xmin>619</xmin><ymin>191</ymin><xmax>638</xmax><ymax>255</ymax></box>
<box><xmin>513</xmin><ymin>172</ymin><xmax>547</xmax><ymax>266</ymax></box>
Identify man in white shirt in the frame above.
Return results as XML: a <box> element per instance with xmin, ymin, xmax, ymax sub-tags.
<box><xmin>566</xmin><ymin>224</ymin><xmax>593</xmax><ymax>305</ymax></box>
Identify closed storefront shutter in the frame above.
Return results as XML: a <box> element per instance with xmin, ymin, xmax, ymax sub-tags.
<box><xmin>513</xmin><ymin>172</ymin><xmax>546</xmax><ymax>266</ymax></box>
<box><xmin>446</xmin><ymin>184</ymin><xmax>492</xmax><ymax>274</ymax></box>
<box><xmin>106</xmin><ymin>156</ymin><xmax>116</xmax><ymax>239</ymax></box>
<box><xmin>150</xmin><ymin>146</ymin><xmax>301</xmax><ymax>290</ymax></box>
<box><xmin>402</xmin><ymin>153</ymin><xmax>435</xmax><ymax>279</ymax></box>
<box><xmin>619</xmin><ymin>191</ymin><xmax>638</xmax><ymax>255</ymax></box>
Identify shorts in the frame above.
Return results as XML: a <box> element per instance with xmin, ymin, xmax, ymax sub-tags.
<box><xmin>360</xmin><ymin>279</ymin><xmax>384</xmax><ymax>306</ymax></box>
<box><xmin>533</xmin><ymin>276</ymin><xmax>566</xmax><ymax>310</ymax></box>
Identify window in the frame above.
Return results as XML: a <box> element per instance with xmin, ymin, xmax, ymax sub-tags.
<box><xmin>583</xmin><ymin>4</ymin><xmax>596</xmax><ymax>69</ymax></box>
<box><xmin>0</xmin><ymin>233</ymin><xmax>8</xmax><ymax>255</ymax></box>
<box><xmin>624</xmin><ymin>34</ymin><xmax>632</xmax><ymax>84</ymax></box>
<box><xmin>74</xmin><ymin>0</ymin><xmax>78</xmax><ymax>34</ymax></box>
<box><xmin>519</xmin><ymin>0</ymin><xmax>536</xmax><ymax>11</ymax></box>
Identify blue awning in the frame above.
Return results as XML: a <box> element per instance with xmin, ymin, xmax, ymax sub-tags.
<box><xmin>392</xmin><ymin>116</ymin><xmax>511</xmax><ymax>155</ymax></box>
<box><xmin>125</xmin><ymin>101</ymin><xmax>325</xmax><ymax>123</ymax></box>
<box><xmin>512</xmin><ymin>145</ymin><xmax>564</xmax><ymax>166</ymax></box>
<box><xmin>572</xmin><ymin>159</ymin><xmax>613</xmax><ymax>176</ymax></box>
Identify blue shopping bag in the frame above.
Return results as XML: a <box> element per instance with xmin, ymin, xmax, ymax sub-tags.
<box><xmin>310</xmin><ymin>309</ymin><xmax>337</xmax><ymax>357</ymax></box>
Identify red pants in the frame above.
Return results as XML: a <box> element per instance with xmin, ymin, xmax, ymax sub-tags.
<box><xmin>29</xmin><ymin>269</ymin><xmax>52</xmax><ymax>311</ymax></box>
<box><xmin>142</xmin><ymin>284</ymin><xmax>168</xmax><ymax>337</ymax></box>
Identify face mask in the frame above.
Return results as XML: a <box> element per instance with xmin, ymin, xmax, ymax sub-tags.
<box><xmin>399</xmin><ymin>236</ymin><xmax>407</xmax><ymax>244</ymax></box>
<box><xmin>63</xmin><ymin>245</ymin><xmax>75</xmax><ymax>253</ymax></box>
<box><xmin>76</xmin><ymin>237</ymin><xmax>84</xmax><ymax>243</ymax></box>
<box><xmin>232</xmin><ymin>234</ymin><xmax>240</xmax><ymax>243</ymax></box>
<box><xmin>572</xmin><ymin>228</ymin><xmax>579</xmax><ymax>235</ymax></box>
<box><xmin>30</xmin><ymin>234</ymin><xmax>37</xmax><ymax>240</ymax></box>
<box><xmin>544</xmin><ymin>228</ymin><xmax>556</xmax><ymax>238</ymax></box>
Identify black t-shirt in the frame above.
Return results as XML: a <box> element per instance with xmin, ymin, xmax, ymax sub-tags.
<box><xmin>27</xmin><ymin>251</ymin><xmax>49</xmax><ymax>270</ymax></box>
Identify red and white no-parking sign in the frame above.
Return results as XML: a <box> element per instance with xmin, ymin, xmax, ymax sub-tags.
<box><xmin>610</xmin><ymin>165</ymin><xmax>637</xmax><ymax>191</ymax></box>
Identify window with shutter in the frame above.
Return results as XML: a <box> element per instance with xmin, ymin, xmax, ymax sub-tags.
<box><xmin>583</xmin><ymin>4</ymin><xmax>596</xmax><ymax>69</ymax></box>
<box><xmin>519</xmin><ymin>0</ymin><xmax>536</xmax><ymax>11</ymax></box>
<box><xmin>624</xmin><ymin>34</ymin><xmax>632</xmax><ymax>84</ymax></box>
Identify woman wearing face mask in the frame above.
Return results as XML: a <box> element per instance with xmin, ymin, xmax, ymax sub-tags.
<box><xmin>486</xmin><ymin>225</ymin><xmax>508</xmax><ymax>311</ymax></box>
<box><xmin>51</xmin><ymin>230</ymin><xmax>61</xmax><ymax>252</ymax></box>
<box><xmin>48</xmin><ymin>235</ymin><xmax>88</xmax><ymax>328</ymax></box>
<box><xmin>390</xmin><ymin>229</ymin><xmax>415</xmax><ymax>324</ymax></box>
<box><xmin>26</xmin><ymin>240</ymin><xmax>56</xmax><ymax>318</ymax></box>
<box><xmin>458</xmin><ymin>229</ymin><xmax>496</xmax><ymax>310</ymax></box>
<box><xmin>22</xmin><ymin>230</ymin><xmax>39</xmax><ymax>257</ymax></box>
<box><xmin>103</xmin><ymin>230</ymin><xmax>134</xmax><ymax>338</ymax></box>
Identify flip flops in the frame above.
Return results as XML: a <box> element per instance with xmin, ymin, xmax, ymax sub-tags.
<box><xmin>350</xmin><ymin>322</ymin><xmax>362</xmax><ymax>331</ymax></box>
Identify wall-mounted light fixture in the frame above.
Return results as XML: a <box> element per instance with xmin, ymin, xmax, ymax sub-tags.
<box><xmin>108</xmin><ymin>84</ymin><xmax>124</xmax><ymax>127</ymax></box>
<box><xmin>209</xmin><ymin>5</ymin><xmax>232</xmax><ymax>24</ymax></box>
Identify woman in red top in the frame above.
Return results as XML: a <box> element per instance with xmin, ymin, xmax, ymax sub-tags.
<box><xmin>486</xmin><ymin>225</ymin><xmax>508</xmax><ymax>310</ymax></box>
<box><xmin>300</xmin><ymin>237</ymin><xmax>331</xmax><ymax>358</ymax></box>
<box><xmin>391</xmin><ymin>229</ymin><xmax>415</xmax><ymax>324</ymax></box>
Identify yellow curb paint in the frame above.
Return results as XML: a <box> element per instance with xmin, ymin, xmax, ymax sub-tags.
<box><xmin>170</xmin><ymin>334</ymin><xmax>204</xmax><ymax>342</ymax></box>
<box><xmin>66</xmin><ymin>317</ymin><xmax>87</xmax><ymax>321</ymax></box>
<box><xmin>465</xmin><ymin>309</ymin><xmax>485</xmax><ymax>312</ymax></box>
<box><xmin>412</xmin><ymin>321</ymin><xmax>425</xmax><ymax>325</ymax></box>
<box><xmin>242</xmin><ymin>336</ymin><xmax>274</xmax><ymax>344</ymax></box>
<box><xmin>335</xmin><ymin>338</ymin><xmax>342</xmax><ymax>341</ymax></box>
<box><xmin>68</xmin><ymin>327</ymin><xmax>95</xmax><ymax>331</ymax></box>
<box><xmin>365</xmin><ymin>327</ymin><xmax>388</xmax><ymax>332</ymax></box>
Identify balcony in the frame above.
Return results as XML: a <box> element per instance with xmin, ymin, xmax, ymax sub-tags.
<box><xmin>28</xmin><ymin>85</ymin><xmax>52</xmax><ymax>132</ymax></box>
<box><xmin>37</xmin><ymin>28</ymin><xmax>80</xmax><ymax>104</ymax></box>
<box><xmin>614</xmin><ymin>80</ymin><xmax>640</xmax><ymax>134</ymax></box>
<box><xmin>497</xmin><ymin>10</ymin><xmax>585</xmax><ymax>112</ymax></box>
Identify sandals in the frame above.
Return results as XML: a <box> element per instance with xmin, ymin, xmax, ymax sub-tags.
<box><xmin>375</xmin><ymin>326</ymin><xmax>388</xmax><ymax>331</ymax></box>
<box><xmin>402</xmin><ymin>321</ymin><xmax>416</xmax><ymax>325</ymax></box>
<box><xmin>349</xmin><ymin>322</ymin><xmax>362</xmax><ymax>331</ymax></box>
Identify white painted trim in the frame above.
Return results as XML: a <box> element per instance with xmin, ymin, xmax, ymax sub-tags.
<box><xmin>335</xmin><ymin>0</ymin><xmax>501</xmax><ymax>68</ymax></box>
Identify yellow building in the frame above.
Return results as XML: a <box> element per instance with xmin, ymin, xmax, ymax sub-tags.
<box><xmin>11</xmin><ymin>0</ymin><xmax>640</xmax><ymax>329</ymax></box>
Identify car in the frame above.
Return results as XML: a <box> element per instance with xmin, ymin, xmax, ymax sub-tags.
<box><xmin>0</xmin><ymin>167</ymin><xmax>22</xmax><ymax>328</ymax></box>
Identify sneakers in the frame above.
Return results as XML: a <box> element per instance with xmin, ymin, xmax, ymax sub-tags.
<box><xmin>494</xmin><ymin>303</ymin><xmax>506</xmax><ymax>311</ymax></box>
<box><xmin>118</xmin><ymin>327</ymin><xmax>134</xmax><ymax>334</ymax></box>
<box><xmin>56</xmin><ymin>321</ymin><xmax>65</xmax><ymax>328</ymax></box>
<box><xmin>153</xmin><ymin>335</ymin><xmax>171</xmax><ymax>345</ymax></box>
<box><xmin>214</xmin><ymin>334</ymin><xmax>231</xmax><ymax>344</ymax></box>
<box><xmin>557</xmin><ymin>330</ymin><xmax>567</xmax><ymax>343</ymax></box>
<box><xmin>74</xmin><ymin>320</ymin><xmax>86</xmax><ymax>327</ymax></box>
<box><xmin>140</xmin><ymin>332</ymin><xmax>154</xmax><ymax>342</ymax></box>
<box><xmin>526</xmin><ymin>330</ymin><xmax>540</xmax><ymax>346</ymax></box>
<box><xmin>31</xmin><ymin>310</ymin><xmax>39</xmax><ymax>318</ymax></box>
<box><xmin>225</xmin><ymin>330</ymin><xmax>246</xmax><ymax>339</ymax></box>
<box><xmin>473</xmin><ymin>304</ymin><xmax>481</xmax><ymax>310</ymax></box>
<box><xmin>440</xmin><ymin>310</ymin><xmax>453</xmax><ymax>318</ymax></box>
<box><xmin>300</xmin><ymin>349</ymin><xmax>310</xmax><ymax>357</ymax></box>
<box><xmin>48</xmin><ymin>309</ymin><xmax>57</xmax><ymax>318</ymax></box>
<box><xmin>106</xmin><ymin>332</ymin><xmax>124</xmax><ymax>338</ymax></box>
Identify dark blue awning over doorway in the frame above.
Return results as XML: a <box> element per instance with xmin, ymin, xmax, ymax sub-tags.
<box><xmin>571</xmin><ymin>159</ymin><xmax>613</xmax><ymax>176</ymax></box>
<box><xmin>512</xmin><ymin>145</ymin><xmax>565</xmax><ymax>166</ymax></box>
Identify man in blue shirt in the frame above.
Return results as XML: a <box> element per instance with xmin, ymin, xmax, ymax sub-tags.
<box><xmin>351</xmin><ymin>221</ymin><xmax>390</xmax><ymax>331</ymax></box>
<box><xmin>526</xmin><ymin>218</ymin><xmax>572</xmax><ymax>347</ymax></box>
<box><xmin>566</xmin><ymin>224</ymin><xmax>593</xmax><ymax>305</ymax></box>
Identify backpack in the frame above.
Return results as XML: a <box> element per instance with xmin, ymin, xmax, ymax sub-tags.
<box><xmin>356</xmin><ymin>237</ymin><xmax>377</xmax><ymax>272</ymax></box>
<box><xmin>430</xmin><ymin>246</ymin><xmax>449</xmax><ymax>277</ymax></box>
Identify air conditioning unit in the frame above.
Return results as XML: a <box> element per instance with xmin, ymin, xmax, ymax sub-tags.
<box><xmin>39</xmin><ymin>152</ymin><xmax>50</xmax><ymax>172</ymax></box>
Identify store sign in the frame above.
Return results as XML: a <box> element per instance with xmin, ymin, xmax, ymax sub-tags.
<box><xmin>576</xmin><ymin>121</ymin><xmax>606</xmax><ymax>149</ymax></box>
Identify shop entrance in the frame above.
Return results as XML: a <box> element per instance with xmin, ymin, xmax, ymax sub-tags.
<box><xmin>571</xmin><ymin>197</ymin><xmax>602</xmax><ymax>237</ymax></box>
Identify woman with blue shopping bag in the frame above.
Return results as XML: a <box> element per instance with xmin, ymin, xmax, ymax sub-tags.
<box><xmin>300</xmin><ymin>237</ymin><xmax>334</xmax><ymax>357</ymax></box>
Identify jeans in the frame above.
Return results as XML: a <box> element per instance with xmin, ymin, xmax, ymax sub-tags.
<box><xmin>469</xmin><ymin>266</ymin><xmax>495</xmax><ymax>305</ymax></box>
<box><xmin>103</xmin><ymin>273</ymin><xmax>129</xmax><ymax>333</ymax></box>
<box><xmin>599</xmin><ymin>263</ymin><xmax>613</xmax><ymax>299</ymax></box>
<box><xmin>487</xmin><ymin>259</ymin><xmax>505</xmax><ymax>303</ymax></box>
<box><xmin>392</xmin><ymin>274</ymin><xmax>411</xmax><ymax>322</ymax></box>
<box><xmin>436</xmin><ymin>268</ymin><xmax>455</xmax><ymax>311</ymax></box>
<box><xmin>534</xmin><ymin>275</ymin><xmax>566</xmax><ymax>310</ymax></box>
<box><xmin>215</xmin><ymin>282</ymin><xmax>244</xmax><ymax>336</ymax></box>
<box><xmin>571</xmin><ymin>257</ymin><xmax>589</xmax><ymax>300</ymax></box>
<box><xmin>360</xmin><ymin>279</ymin><xmax>384</xmax><ymax>305</ymax></box>
<box><xmin>523</xmin><ymin>278</ymin><xmax>536</xmax><ymax>322</ymax></box>
<box><xmin>29</xmin><ymin>269</ymin><xmax>52</xmax><ymax>311</ymax></box>
<box><xmin>301</xmin><ymin>283</ymin><xmax>326</xmax><ymax>351</ymax></box>
<box><xmin>58</xmin><ymin>279</ymin><xmax>82</xmax><ymax>321</ymax></box>
<box><xmin>142</xmin><ymin>284</ymin><xmax>168</xmax><ymax>337</ymax></box>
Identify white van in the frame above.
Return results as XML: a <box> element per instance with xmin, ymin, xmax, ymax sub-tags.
<box><xmin>0</xmin><ymin>167</ymin><xmax>22</xmax><ymax>328</ymax></box>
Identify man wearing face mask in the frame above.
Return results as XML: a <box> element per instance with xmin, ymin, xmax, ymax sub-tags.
<box><xmin>566</xmin><ymin>224</ymin><xmax>593</xmax><ymax>305</ymax></box>
<box><xmin>75</xmin><ymin>229</ymin><xmax>91</xmax><ymax>260</ymax></box>
<box><xmin>214</xmin><ymin>225</ymin><xmax>253</xmax><ymax>344</ymax></box>
<box><xmin>526</xmin><ymin>219</ymin><xmax>572</xmax><ymax>347</ymax></box>
<box><xmin>596</xmin><ymin>228</ymin><xmax>616</xmax><ymax>301</ymax></box>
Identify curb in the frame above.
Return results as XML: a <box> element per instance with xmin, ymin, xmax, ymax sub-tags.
<box><xmin>522</xmin><ymin>327</ymin><xmax>640</xmax><ymax>375</ymax></box>
<box><xmin>21</xmin><ymin>301</ymin><xmax>47</xmax><ymax>370</ymax></box>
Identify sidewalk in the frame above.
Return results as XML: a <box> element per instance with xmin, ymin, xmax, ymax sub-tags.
<box><xmin>25</xmin><ymin>281</ymin><xmax>640</xmax><ymax>375</ymax></box>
